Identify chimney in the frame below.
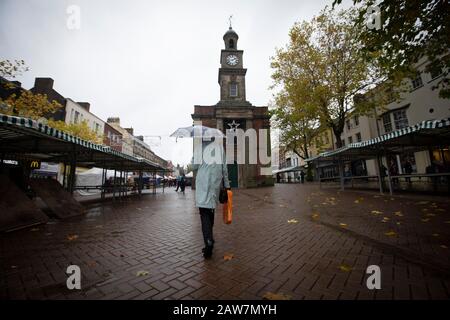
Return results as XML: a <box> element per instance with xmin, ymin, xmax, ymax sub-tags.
<box><xmin>125</xmin><ymin>128</ymin><xmax>134</xmax><ymax>136</ymax></box>
<box><xmin>77</xmin><ymin>102</ymin><xmax>90</xmax><ymax>112</ymax></box>
<box><xmin>136</xmin><ymin>135</ymin><xmax>144</xmax><ymax>141</ymax></box>
<box><xmin>107</xmin><ymin>117</ymin><xmax>120</xmax><ymax>125</ymax></box>
<box><xmin>34</xmin><ymin>78</ymin><xmax>54</xmax><ymax>91</ymax></box>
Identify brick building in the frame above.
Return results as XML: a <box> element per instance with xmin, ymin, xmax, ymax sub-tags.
<box><xmin>191</xmin><ymin>27</ymin><xmax>273</xmax><ymax>188</ymax></box>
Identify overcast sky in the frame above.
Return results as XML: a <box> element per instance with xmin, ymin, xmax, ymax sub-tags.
<box><xmin>0</xmin><ymin>0</ymin><xmax>348</xmax><ymax>166</ymax></box>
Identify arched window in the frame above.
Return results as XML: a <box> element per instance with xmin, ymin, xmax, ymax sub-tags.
<box><xmin>229</xmin><ymin>39</ymin><xmax>235</xmax><ymax>49</ymax></box>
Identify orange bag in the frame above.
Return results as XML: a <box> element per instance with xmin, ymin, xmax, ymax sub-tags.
<box><xmin>222</xmin><ymin>190</ymin><xmax>233</xmax><ymax>224</ymax></box>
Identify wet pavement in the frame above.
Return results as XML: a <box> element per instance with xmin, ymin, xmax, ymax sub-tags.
<box><xmin>0</xmin><ymin>183</ymin><xmax>449</xmax><ymax>300</ymax></box>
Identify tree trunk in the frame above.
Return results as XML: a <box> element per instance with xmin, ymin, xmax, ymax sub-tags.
<box><xmin>333</xmin><ymin>128</ymin><xmax>343</xmax><ymax>148</ymax></box>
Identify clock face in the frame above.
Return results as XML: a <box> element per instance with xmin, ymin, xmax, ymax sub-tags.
<box><xmin>226</xmin><ymin>54</ymin><xmax>239</xmax><ymax>66</ymax></box>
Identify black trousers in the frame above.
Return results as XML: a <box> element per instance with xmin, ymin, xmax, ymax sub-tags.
<box><xmin>199</xmin><ymin>207</ymin><xmax>215</xmax><ymax>247</ymax></box>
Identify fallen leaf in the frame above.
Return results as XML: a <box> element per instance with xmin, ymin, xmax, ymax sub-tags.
<box><xmin>67</xmin><ymin>234</ymin><xmax>79</xmax><ymax>241</ymax></box>
<box><xmin>432</xmin><ymin>233</ymin><xmax>440</xmax><ymax>237</ymax></box>
<box><xmin>445</xmin><ymin>221</ymin><xmax>450</xmax><ymax>224</ymax></box>
<box><xmin>416</xmin><ymin>201</ymin><xmax>429</xmax><ymax>205</ymax></box>
<box><xmin>45</xmin><ymin>232</ymin><xmax>53</xmax><ymax>236</ymax></box>
<box><xmin>385</xmin><ymin>231</ymin><xmax>397</xmax><ymax>237</ymax></box>
<box><xmin>396</xmin><ymin>222</ymin><xmax>402</xmax><ymax>225</ymax></box>
<box><xmin>279</xmin><ymin>204</ymin><xmax>286</xmax><ymax>208</ymax></box>
<box><xmin>223</xmin><ymin>253</ymin><xmax>234</xmax><ymax>261</ymax></box>
<box><xmin>382</xmin><ymin>217</ymin><xmax>390</xmax><ymax>222</ymax></box>
<box><xmin>354</xmin><ymin>200</ymin><xmax>360</xmax><ymax>204</ymax></box>
<box><xmin>311</xmin><ymin>213</ymin><xmax>320</xmax><ymax>219</ymax></box>
<box><xmin>287</xmin><ymin>219</ymin><xmax>299</xmax><ymax>224</ymax></box>
<box><xmin>339</xmin><ymin>264</ymin><xmax>352</xmax><ymax>272</ymax></box>
<box><xmin>87</xmin><ymin>261</ymin><xmax>96</xmax><ymax>267</ymax></box>
<box><xmin>394</xmin><ymin>211</ymin><xmax>403</xmax><ymax>217</ymax></box>
<box><xmin>11</xmin><ymin>265</ymin><xmax>17</xmax><ymax>269</ymax></box>
<box><xmin>339</xmin><ymin>223</ymin><xmax>347</xmax><ymax>227</ymax></box>
<box><xmin>262</xmin><ymin>292</ymin><xmax>292</xmax><ymax>300</ymax></box>
<box><xmin>436</xmin><ymin>209</ymin><xmax>445</xmax><ymax>212</ymax></box>
<box><xmin>371</xmin><ymin>210</ymin><xmax>383</xmax><ymax>215</ymax></box>
<box><xmin>426</xmin><ymin>213</ymin><xmax>436</xmax><ymax>217</ymax></box>
<box><xmin>440</xmin><ymin>245</ymin><xmax>448</xmax><ymax>249</ymax></box>
<box><xmin>30</xmin><ymin>228</ymin><xmax>39</xmax><ymax>232</ymax></box>
<box><xmin>421</xmin><ymin>218</ymin><xmax>430</xmax><ymax>223</ymax></box>
<box><xmin>136</xmin><ymin>270</ymin><xmax>149</xmax><ymax>277</ymax></box>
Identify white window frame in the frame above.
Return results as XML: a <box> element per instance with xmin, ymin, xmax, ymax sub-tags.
<box><xmin>393</xmin><ymin>109</ymin><xmax>408</xmax><ymax>130</ymax></box>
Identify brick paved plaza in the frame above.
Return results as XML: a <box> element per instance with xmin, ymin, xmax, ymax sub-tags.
<box><xmin>1</xmin><ymin>184</ymin><xmax>449</xmax><ymax>300</ymax></box>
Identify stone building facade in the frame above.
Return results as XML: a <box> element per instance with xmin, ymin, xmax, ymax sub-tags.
<box><xmin>192</xmin><ymin>27</ymin><xmax>273</xmax><ymax>188</ymax></box>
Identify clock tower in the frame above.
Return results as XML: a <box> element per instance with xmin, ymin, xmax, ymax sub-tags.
<box><xmin>192</xmin><ymin>25</ymin><xmax>273</xmax><ymax>188</ymax></box>
<box><xmin>218</xmin><ymin>27</ymin><xmax>251</xmax><ymax>106</ymax></box>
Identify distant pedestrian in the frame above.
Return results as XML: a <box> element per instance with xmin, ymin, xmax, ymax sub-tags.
<box><xmin>180</xmin><ymin>174</ymin><xmax>186</xmax><ymax>193</ymax></box>
<box><xmin>389</xmin><ymin>161</ymin><xmax>399</xmax><ymax>184</ymax></box>
<box><xmin>175</xmin><ymin>175</ymin><xmax>181</xmax><ymax>191</ymax></box>
<box><xmin>403</xmin><ymin>159</ymin><xmax>413</xmax><ymax>183</ymax></box>
<box><xmin>300</xmin><ymin>170</ymin><xmax>305</xmax><ymax>183</ymax></box>
<box><xmin>193</xmin><ymin>139</ymin><xmax>230</xmax><ymax>259</ymax></box>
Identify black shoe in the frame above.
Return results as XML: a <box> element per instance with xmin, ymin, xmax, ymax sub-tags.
<box><xmin>203</xmin><ymin>240</ymin><xmax>214</xmax><ymax>258</ymax></box>
<box><xmin>203</xmin><ymin>245</ymin><xmax>213</xmax><ymax>259</ymax></box>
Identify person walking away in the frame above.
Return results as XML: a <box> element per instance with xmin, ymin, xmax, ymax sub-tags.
<box><xmin>193</xmin><ymin>138</ymin><xmax>230</xmax><ymax>259</ymax></box>
<box><xmin>175</xmin><ymin>175</ymin><xmax>180</xmax><ymax>191</ymax></box>
<box><xmin>180</xmin><ymin>174</ymin><xmax>186</xmax><ymax>193</ymax></box>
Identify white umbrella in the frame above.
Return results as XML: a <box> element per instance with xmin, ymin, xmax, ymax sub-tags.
<box><xmin>185</xmin><ymin>171</ymin><xmax>193</xmax><ymax>178</ymax></box>
<box><xmin>170</xmin><ymin>125</ymin><xmax>224</xmax><ymax>139</ymax></box>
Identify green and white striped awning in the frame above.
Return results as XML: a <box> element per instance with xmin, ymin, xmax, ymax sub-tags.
<box><xmin>0</xmin><ymin>113</ymin><xmax>167</xmax><ymax>171</ymax></box>
<box><xmin>306</xmin><ymin>117</ymin><xmax>450</xmax><ymax>163</ymax></box>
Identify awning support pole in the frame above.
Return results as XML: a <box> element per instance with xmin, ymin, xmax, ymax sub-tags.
<box><xmin>339</xmin><ymin>158</ymin><xmax>344</xmax><ymax>191</ymax></box>
<box><xmin>138</xmin><ymin>169</ymin><xmax>143</xmax><ymax>196</ymax></box>
<box><xmin>68</xmin><ymin>150</ymin><xmax>76</xmax><ymax>194</ymax></box>
<box><xmin>162</xmin><ymin>172</ymin><xmax>165</xmax><ymax>193</ymax></box>
<box><xmin>113</xmin><ymin>169</ymin><xmax>117</xmax><ymax>201</ymax></box>
<box><xmin>376</xmin><ymin>154</ymin><xmax>384</xmax><ymax>194</ymax></box>
<box><xmin>101</xmin><ymin>166</ymin><xmax>106</xmax><ymax>200</ymax></box>
<box><xmin>317</xmin><ymin>158</ymin><xmax>321</xmax><ymax>189</ymax></box>
<box><xmin>62</xmin><ymin>162</ymin><xmax>67</xmax><ymax>190</ymax></box>
<box><xmin>384</xmin><ymin>149</ymin><xmax>393</xmax><ymax>195</ymax></box>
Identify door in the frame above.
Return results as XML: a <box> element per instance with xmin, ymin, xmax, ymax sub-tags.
<box><xmin>227</xmin><ymin>162</ymin><xmax>238</xmax><ymax>188</ymax></box>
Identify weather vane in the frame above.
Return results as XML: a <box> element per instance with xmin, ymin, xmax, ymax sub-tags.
<box><xmin>229</xmin><ymin>15</ymin><xmax>233</xmax><ymax>29</ymax></box>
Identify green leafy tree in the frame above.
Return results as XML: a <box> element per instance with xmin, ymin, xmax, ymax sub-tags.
<box><xmin>270</xmin><ymin>89</ymin><xmax>320</xmax><ymax>160</ymax></box>
<box><xmin>0</xmin><ymin>60</ymin><xmax>28</xmax><ymax>79</ymax></box>
<box><xmin>271</xmin><ymin>7</ymin><xmax>392</xmax><ymax>148</ymax></box>
<box><xmin>333</xmin><ymin>0</ymin><xmax>450</xmax><ymax>98</ymax></box>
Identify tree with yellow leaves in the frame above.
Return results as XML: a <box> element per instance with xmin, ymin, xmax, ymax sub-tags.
<box><xmin>1</xmin><ymin>59</ymin><xmax>103</xmax><ymax>144</ymax></box>
<box><xmin>48</xmin><ymin>120</ymin><xmax>103</xmax><ymax>144</ymax></box>
<box><xmin>0</xmin><ymin>90</ymin><xmax>62</xmax><ymax>119</ymax></box>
